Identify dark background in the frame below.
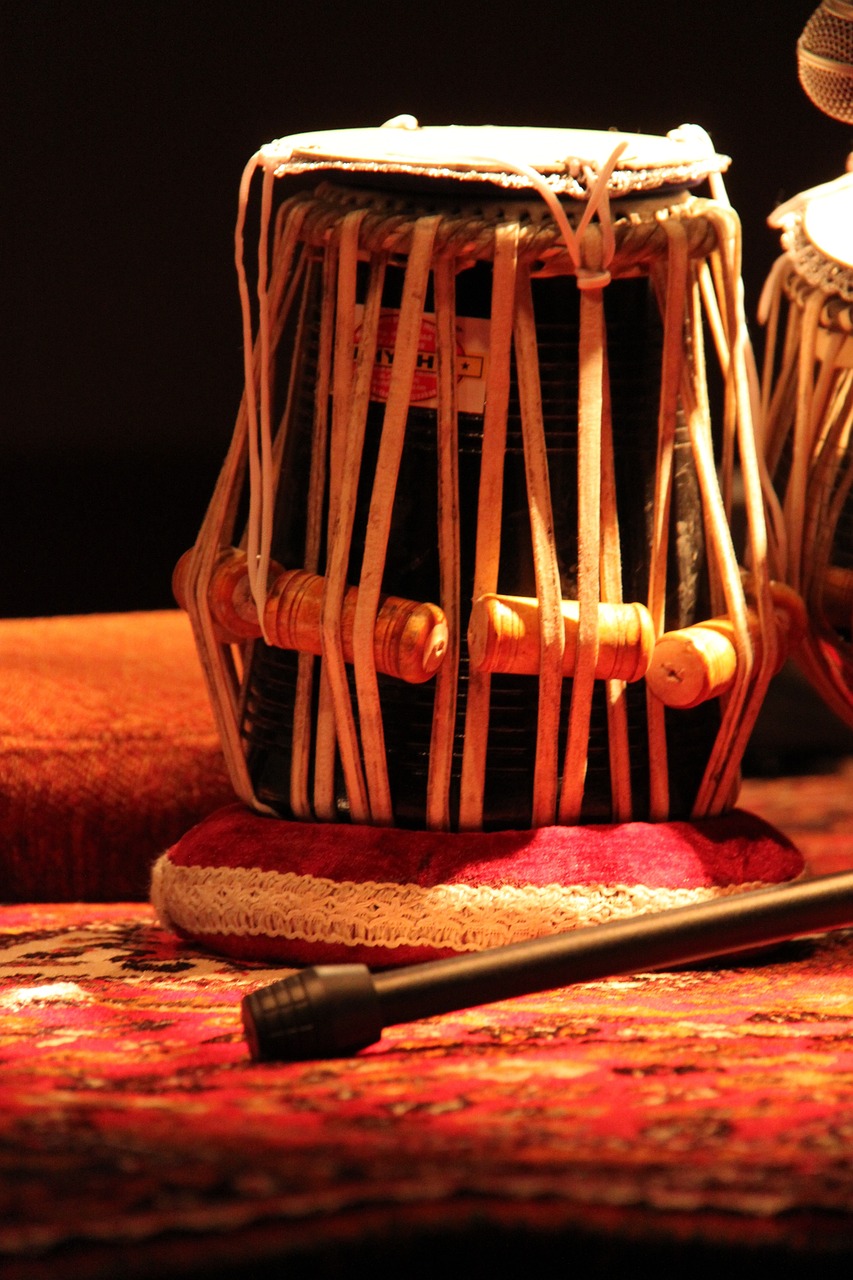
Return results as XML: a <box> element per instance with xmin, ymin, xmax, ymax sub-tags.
<box><xmin>6</xmin><ymin>1</ymin><xmax>853</xmax><ymax>622</ymax></box>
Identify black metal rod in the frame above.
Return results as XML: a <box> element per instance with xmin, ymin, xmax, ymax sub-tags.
<box><xmin>242</xmin><ymin>870</ymin><xmax>853</xmax><ymax>1062</ymax></box>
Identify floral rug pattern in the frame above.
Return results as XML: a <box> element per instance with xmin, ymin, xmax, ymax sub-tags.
<box><xmin>5</xmin><ymin>894</ymin><xmax>853</xmax><ymax>1271</ymax></box>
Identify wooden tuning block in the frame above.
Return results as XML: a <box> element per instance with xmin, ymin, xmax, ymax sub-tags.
<box><xmin>174</xmin><ymin>547</ymin><xmax>448</xmax><ymax>685</ymax></box>
<box><xmin>646</xmin><ymin>582</ymin><xmax>808</xmax><ymax>709</ymax></box>
<box><xmin>467</xmin><ymin>593</ymin><xmax>654</xmax><ymax>682</ymax></box>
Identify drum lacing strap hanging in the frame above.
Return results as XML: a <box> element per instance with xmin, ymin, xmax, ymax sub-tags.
<box><xmin>235</xmin><ymin>150</ymin><xmax>284</xmax><ymax>632</ymax></box>
<box><xmin>527</xmin><ymin>143</ymin><xmax>629</xmax><ymax>821</ymax></box>
<box><xmin>488</xmin><ymin>141</ymin><xmax>629</xmax><ymax>287</ymax></box>
<box><xmin>474</xmin><ymin>142</ymin><xmax>627</xmax><ymax>823</ymax></box>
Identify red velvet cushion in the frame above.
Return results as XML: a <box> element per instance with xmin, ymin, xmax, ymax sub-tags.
<box><xmin>152</xmin><ymin>804</ymin><xmax>805</xmax><ymax>966</ymax></box>
<box><xmin>0</xmin><ymin>611</ymin><xmax>233</xmax><ymax>901</ymax></box>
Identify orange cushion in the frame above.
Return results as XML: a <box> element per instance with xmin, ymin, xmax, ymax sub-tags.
<box><xmin>0</xmin><ymin>611</ymin><xmax>234</xmax><ymax>901</ymax></box>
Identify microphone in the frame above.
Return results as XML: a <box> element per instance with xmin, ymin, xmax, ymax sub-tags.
<box><xmin>798</xmin><ymin>0</ymin><xmax>853</xmax><ymax>122</ymax></box>
<box><xmin>242</xmin><ymin>870</ymin><xmax>853</xmax><ymax>1061</ymax></box>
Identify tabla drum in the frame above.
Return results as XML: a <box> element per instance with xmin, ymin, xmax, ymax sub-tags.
<box><xmin>176</xmin><ymin>118</ymin><xmax>788</xmax><ymax>831</ymax></box>
<box><xmin>760</xmin><ymin>169</ymin><xmax>853</xmax><ymax>728</ymax></box>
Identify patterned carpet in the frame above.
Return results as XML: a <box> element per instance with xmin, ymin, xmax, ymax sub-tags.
<box><xmin>4</xmin><ymin>758</ymin><xmax>853</xmax><ymax>1280</ymax></box>
<box><xmin>740</xmin><ymin>757</ymin><xmax>853</xmax><ymax>876</ymax></box>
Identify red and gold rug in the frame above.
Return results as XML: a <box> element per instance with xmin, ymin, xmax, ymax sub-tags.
<box><xmin>740</xmin><ymin>757</ymin><xmax>853</xmax><ymax>876</ymax></box>
<box><xmin>5</xmin><ymin>871</ymin><xmax>853</xmax><ymax>1277</ymax></box>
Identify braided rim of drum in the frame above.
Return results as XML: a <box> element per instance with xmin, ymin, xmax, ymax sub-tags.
<box><xmin>296</xmin><ymin>181</ymin><xmax>722</xmax><ymax>272</ymax></box>
<box><xmin>781</xmin><ymin>218</ymin><xmax>853</xmax><ymax>308</ymax></box>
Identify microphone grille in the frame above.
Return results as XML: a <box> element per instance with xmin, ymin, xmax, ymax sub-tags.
<box><xmin>798</xmin><ymin>0</ymin><xmax>853</xmax><ymax>122</ymax></box>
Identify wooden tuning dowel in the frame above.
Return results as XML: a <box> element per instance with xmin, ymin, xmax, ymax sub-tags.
<box><xmin>646</xmin><ymin>582</ymin><xmax>808</xmax><ymax>710</ymax></box>
<box><xmin>173</xmin><ymin>547</ymin><xmax>280</xmax><ymax>642</ymax></box>
<box><xmin>467</xmin><ymin>593</ymin><xmax>654</xmax><ymax>683</ymax></box>
<box><xmin>173</xmin><ymin>547</ymin><xmax>448</xmax><ymax>685</ymax></box>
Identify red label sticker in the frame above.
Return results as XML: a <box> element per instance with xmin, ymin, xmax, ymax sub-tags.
<box><xmin>370</xmin><ymin>312</ymin><xmax>441</xmax><ymax>403</ymax></box>
<box><xmin>350</xmin><ymin>309</ymin><xmax>484</xmax><ymax>409</ymax></box>
<box><xmin>355</xmin><ymin>310</ymin><xmax>485</xmax><ymax>407</ymax></box>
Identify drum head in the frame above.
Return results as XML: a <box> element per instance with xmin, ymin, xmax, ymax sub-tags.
<box><xmin>769</xmin><ymin>171</ymin><xmax>853</xmax><ymax>305</ymax></box>
<box><xmin>260</xmin><ymin>119</ymin><xmax>729</xmax><ymax>197</ymax></box>
<box><xmin>803</xmin><ymin>173</ymin><xmax>853</xmax><ymax>269</ymax></box>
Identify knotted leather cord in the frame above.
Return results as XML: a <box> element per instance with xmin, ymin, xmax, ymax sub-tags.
<box><xmin>644</xmin><ymin>218</ymin><xmax>691</xmax><ymax>821</ymax></box>
<box><xmin>290</xmin><ymin>245</ymin><xmax>337</xmax><ymax>822</ymax></box>
<box><xmin>597</xmin><ymin>341</ymin><xmax>634</xmax><ymax>822</ymax></box>
<box><xmin>313</xmin><ymin>212</ymin><xmax>373</xmax><ymax>822</ymax></box>
<box><xmin>796</xmin><ymin>371</ymin><xmax>853</xmax><ymax>726</ymax></box>
<box><xmin>558</xmin><ymin>278</ymin><xmax>605</xmax><ymax>822</ymax></box>
<box><xmin>513</xmin><ymin>263</ymin><xmax>564</xmax><ymax>827</ymax></box>
<box><xmin>474</xmin><ymin>143</ymin><xmax>628</xmax><ymax>289</ymax></box>
<box><xmin>487</xmin><ymin>144</ymin><xmax>628</xmax><ymax>825</ymax></box>
<box><xmin>243</xmin><ymin>160</ymin><xmax>276</xmax><ymax>632</ymax></box>
<box><xmin>806</xmin><ymin>354</ymin><xmax>853</xmax><ymax>608</ymax></box>
<box><xmin>707</xmin><ymin>175</ymin><xmax>788</xmax><ymax>586</ymax></box>
<box><xmin>426</xmin><ymin>255</ymin><xmax>463</xmax><ymax>830</ymax></box>
<box><xmin>458</xmin><ymin>223</ymin><xmax>519</xmax><ymax>830</ymax></box>
<box><xmin>696</xmin><ymin>204</ymin><xmax>777</xmax><ymax>815</ymax></box>
<box><xmin>317</xmin><ymin>213</ymin><xmax>376</xmax><ymax>825</ymax></box>
<box><xmin>759</xmin><ymin>254</ymin><xmax>794</xmax><ymax>430</ymax></box>
<box><xmin>789</xmin><ymin>291</ymin><xmax>826</xmax><ymax>592</ymax></box>
<box><xmin>352</xmin><ymin>216</ymin><xmax>441</xmax><ymax>825</ymax></box>
<box><xmin>757</xmin><ymin>256</ymin><xmax>796</xmax><ymax>579</ymax></box>
<box><xmin>761</xmin><ymin>261</ymin><xmax>807</xmax><ymax>478</ymax></box>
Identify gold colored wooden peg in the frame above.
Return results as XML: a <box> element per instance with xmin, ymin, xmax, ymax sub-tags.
<box><xmin>174</xmin><ymin>547</ymin><xmax>447</xmax><ymax>684</ymax></box>
<box><xmin>646</xmin><ymin>583</ymin><xmax>808</xmax><ymax>709</ymax></box>
<box><xmin>467</xmin><ymin>593</ymin><xmax>654</xmax><ymax>682</ymax></box>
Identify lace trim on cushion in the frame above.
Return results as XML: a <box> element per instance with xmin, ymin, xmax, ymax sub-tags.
<box><xmin>151</xmin><ymin>858</ymin><xmax>769</xmax><ymax>953</ymax></box>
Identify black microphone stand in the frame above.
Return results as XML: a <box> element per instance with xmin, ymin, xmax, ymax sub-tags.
<box><xmin>242</xmin><ymin>870</ymin><xmax>853</xmax><ymax>1062</ymax></box>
